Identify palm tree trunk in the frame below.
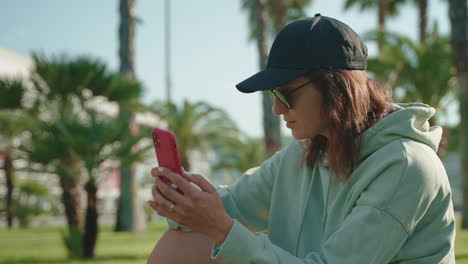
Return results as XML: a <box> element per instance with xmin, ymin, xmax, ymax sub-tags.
<box><xmin>181</xmin><ymin>152</ymin><xmax>191</xmax><ymax>171</ymax></box>
<box><xmin>256</xmin><ymin>0</ymin><xmax>268</xmax><ymax>70</ymax></box>
<box><xmin>4</xmin><ymin>150</ymin><xmax>14</xmax><ymax>228</ymax></box>
<box><xmin>82</xmin><ymin>178</ymin><xmax>98</xmax><ymax>258</ymax></box>
<box><xmin>165</xmin><ymin>0</ymin><xmax>172</xmax><ymax>103</ymax></box>
<box><xmin>118</xmin><ymin>0</ymin><xmax>136</xmax><ymax>79</ymax></box>
<box><xmin>437</xmin><ymin>126</ymin><xmax>450</xmax><ymax>161</ymax></box>
<box><xmin>116</xmin><ymin>163</ymin><xmax>146</xmax><ymax>232</ymax></box>
<box><xmin>271</xmin><ymin>3</ymin><xmax>287</xmax><ymax>35</ymax></box>
<box><xmin>429</xmin><ymin>117</ymin><xmax>449</xmax><ymax>161</ymax></box>
<box><xmin>459</xmin><ymin>74</ymin><xmax>468</xmax><ymax>229</ymax></box>
<box><xmin>448</xmin><ymin>0</ymin><xmax>468</xmax><ymax>229</ymax></box>
<box><xmin>115</xmin><ymin>0</ymin><xmax>147</xmax><ymax>232</ymax></box>
<box><xmin>262</xmin><ymin>1</ymin><xmax>284</xmax><ymax>157</ymax></box>
<box><xmin>115</xmin><ymin>167</ymin><xmax>132</xmax><ymax>231</ymax></box>
<box><xmin>58</xmin><ymin>161</ymin><xmax>84</xmax><ymax>258</ymax></box>
<box><xmin>418</xmin><ymin>0</ymin><xmax>428</xmax><ymax>44</ymax></box>
<box><xmin>377</xmin><ymin>0</ymin><xmax>388</xmax><ymax>54</ymax></box>
<box><xmin>59</xmin><ymin>162</ymin><xmax>83</xmax><ymax>231</ymax></box>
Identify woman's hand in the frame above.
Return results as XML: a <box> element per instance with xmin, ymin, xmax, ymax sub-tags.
<box><xmin>148</xmin><ymin>167</ymin><xmax>234</xmax><ymax>245</ymax></box>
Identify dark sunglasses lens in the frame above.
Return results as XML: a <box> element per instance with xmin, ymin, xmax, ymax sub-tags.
<box><xmin>268</xmin><ymin>90</ymin><xmax>275</xmax><ymax>101</ymax></box>
<box><xmin>276</xmin><ymin>92</ymin><xmax>291</xmax><ymax>109</ymax></box>
<box><xmin>269</xmin><ymin>89</ymin><xmax>291</xmax><ymax>109</ymax></box>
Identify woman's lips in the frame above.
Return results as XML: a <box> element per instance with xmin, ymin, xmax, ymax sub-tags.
<box><xmin>286</xmin><ymin>121</ymin><xmax>296</xmax><ymax>128</ymax></box>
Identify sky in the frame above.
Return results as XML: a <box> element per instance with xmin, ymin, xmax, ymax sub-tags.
<box><xmin>1</xmin><ymin>0</ymin><xmax>456</xmax><ymax>138</ymax></box>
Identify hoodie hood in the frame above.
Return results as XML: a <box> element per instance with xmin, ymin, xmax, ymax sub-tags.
<box><xmin>359</xmin><ymin>102</ymin><xmax>442</xmax><ymax>160</ymax></box>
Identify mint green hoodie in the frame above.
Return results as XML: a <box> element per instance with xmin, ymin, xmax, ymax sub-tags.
<box><xmin>169</xmin><ymin>103</ymin><xmax>456</xmax><ymax>263</ymax></box>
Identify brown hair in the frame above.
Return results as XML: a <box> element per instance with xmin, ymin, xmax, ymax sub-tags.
<box><xmin>301</xmin><ymin>69</ymin><xmax>393</xmax><ymax>181</ymax></box>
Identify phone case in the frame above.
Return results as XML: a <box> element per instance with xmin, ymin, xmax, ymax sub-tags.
<box><xmin>151</xmin><ymin>128</ymin><xmax>184</xmax><ymax>178</ymax></box>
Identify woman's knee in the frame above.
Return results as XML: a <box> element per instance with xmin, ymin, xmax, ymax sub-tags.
<box><xmin>147</xmin><ymin>228</ymin><xmax>222</xmax><ymax>264</ymax></box>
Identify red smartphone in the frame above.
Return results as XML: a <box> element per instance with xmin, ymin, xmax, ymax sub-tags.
<box><xmin>151</xmin><ymin>128</ymin><xmax>184</xmax><ymax>185</ymax></box>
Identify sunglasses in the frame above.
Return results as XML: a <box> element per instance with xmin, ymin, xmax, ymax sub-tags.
<box><xmin>267</xmin><ymin>79</ymin><xmax>315</xmax><ymax>109</ymax></box>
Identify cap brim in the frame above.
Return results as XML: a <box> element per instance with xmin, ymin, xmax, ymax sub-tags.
<box><xmin>236</xmin><ymin>67</ymin><xmax>308</xmax><ymax>93</ymax></box>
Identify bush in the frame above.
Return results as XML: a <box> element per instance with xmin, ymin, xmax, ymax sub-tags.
<box><xmin>13</xmin><ymin>180</ymin><xmax>54</xmax><ymax>228</ymax></box>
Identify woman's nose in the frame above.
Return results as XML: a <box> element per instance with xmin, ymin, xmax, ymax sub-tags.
<box><xmin>272</xmin><ymin>97</ymin><xmax>289</xmax><ymax>116</ymax></box>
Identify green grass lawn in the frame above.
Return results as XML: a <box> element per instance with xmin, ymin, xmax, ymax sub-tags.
<box><xmin>0</xmin><ymin>220</ymin><xmax>467</xmax><ymax>264</ymax></box>
<box><xmin>0</xmin><ymin>221</ymin><xmax>167</xmax><ymax>264</ymax></box>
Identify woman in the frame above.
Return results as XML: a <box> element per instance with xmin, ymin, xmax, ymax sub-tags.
<box><xmin>147</xmin><ymin>14</ymin><xmax>456</xmax><ymax>264</ymax></box>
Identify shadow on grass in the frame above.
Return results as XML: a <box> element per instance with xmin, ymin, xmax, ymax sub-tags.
<box><xmin>457</xmin><ymin>254</ymin><xmax>468</xmax><ymax>260</ymax></box>
<box><xmin>94</xmin><ymin>255</ymin><xmax>146</xmax><ymax>261</ymax></box>
<box><xmin>0</xmin><ymin>255</ymin><xmax>146</xmax><ymax>264</ymax></box>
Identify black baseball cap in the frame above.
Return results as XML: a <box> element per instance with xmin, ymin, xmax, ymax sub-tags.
<box><xmin>236</xmin><ymin>13</ymin><xmax>368</xmax><ymax>93</ymax></box>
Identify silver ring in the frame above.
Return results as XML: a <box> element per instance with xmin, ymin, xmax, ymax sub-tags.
<box><xmin>169</xmin><ymin>203</ymin><xmax>175</xmax><ymax>213</ymax></box>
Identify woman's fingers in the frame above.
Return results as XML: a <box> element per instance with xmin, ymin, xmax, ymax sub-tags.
<box><xmin>151</xmin><ymin>167</ymin><xmax>197</xmax><ymax>197</ymax></box>
<box><xmin>185</xmin><ymin>173</ymin><xmax>217</xmax><ymax>194</ymax></box>
<box><xmin>150</xmin><ymin>185</ymin><xmax>177</xmax><ymax>216</ymax></box>
<box><xmin>154</xmin><ymin>177</ymin><xmax>187</xmax><ymax>206</ymax></box>
<box><xmin>148</xmin><ymin>199</ymin><xmax>172</xmax><ymax>217</ymax></box>
<box><xmin>151</xmin><ymin>185</ymin><xmax>171</xmax><ymax>207</ymax></box>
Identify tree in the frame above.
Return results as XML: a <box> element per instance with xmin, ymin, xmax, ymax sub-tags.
<box><xmin>344</xmin><ymin>0</ymin><xmax>428</xmax><ymax>44</ymax></box>
<box><xmin>366</xmin><ymin>29</ymin><xmax>455</xmax><ymax>116</ymax></box>
<box><xmin>13</xmin><ymin>179</ymin><xmax>50</xmax><ymax>228</ymax></box>
<box><xmin>211</xmin><ymin>134</ymin><xmax>266</xmax><ymax>184</ymax></box>
<box><xmin>29</xmin><ymin>54</ymin><xmax>124</xmax><ymax>234</ymax></box>
<box><xmin>448</xmin><ymin>0</ymin><xmax>468</xmax><ymax>229</ymax></box>
<box><xmin>267</xmin><ymin>0</ymin><xmax>312</xmax><ymax>33</ymax></box>
<box><xmin>50</xmin><ymin>109</ymin><xmax>149</xmax><ymax>258</ymax></box>
<box><xmin>344</xmin><ymin>0</ymin><xmax>405</xmax><ymax>29</ymax></box>
<box><xmin>416</xmin><ymin>0</ymin><xmax>428</xmax><ymax>44</ymax></box>
<box><xmin>0</xmin><ymin>78</ymin><xmax>29</xmax><ymax>228</ymax></box>
<box><xmin>242</xmin><ymin>0</ymin><xmax>312</xmax><ymax>157</ymax></box>
<box><xmin>114</xmin><ymin>0</ymin><xmax>147</xmax><ymax>233</ymax></box>
<box><xmin>27</xmin><ymin>118</ymin><xmax>84</xmax><ymax>258</ymax></box>
<box><xmin>23</xmin><ymin>53</ymin><xmax>142</xmax><ymax>258</ymax></box>
<box><xmin>118</xmin><ymin>0</ymin><xmax>136</xmax><ymax>80</ymax></box>
<box><xmin>150</xmin><ymin>100</ymin><xmax>240</xmax><ymax>171</ymax></box>
<box><xmin>242</xmin><ymin>0</ymin><xmax>274</xmax><ymax>157</ymax></box>
<box><xmin>344</xmin><ymin>0</ymin><xmax>405</xmax><ymax>52</ymax></box>
<box><xmin>366</xmin><ymin>28</ymin><xmax>456</xmax><ymax>158</ymax></box>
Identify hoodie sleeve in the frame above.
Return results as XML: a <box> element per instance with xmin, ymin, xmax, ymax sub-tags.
<box><xmin>210</xmin><ymin>140</ymin><xmax>454</xmax><ymax>264</ymax></box>
<box><xmin>210</xmin><ymin>204</ymin><xmax>409</xmax><ymax>263</ymax></box>
<box><xmin>214</xmin><ymin>149</ymin><xmax>282</xmax><ymax>232</ymax></box>
<box><xmin>166</xmin><ymin>146</ymin><xmax>283</xmax><ymax>232</ymax></box>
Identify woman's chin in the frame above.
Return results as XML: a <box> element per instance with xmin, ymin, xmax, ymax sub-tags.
<box><xmin>291</xmin><ymin>128</ymin><xmax>321</xmax><ymax>140</ymax></box>
<box><xmin>291</xmin><ymin>129</ymin><xmax>308</xmax><ymax>140</ymax></box>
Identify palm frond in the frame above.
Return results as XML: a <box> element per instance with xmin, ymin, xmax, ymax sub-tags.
<box><xmin>366</xmin><ymin>28</ymin><xmax>456</xmax><ymax>119</ymax></box>
<box><xmin>0</xmin><ymin>78</ymin><xmax>25</xmax><ymax>110</ymax></box>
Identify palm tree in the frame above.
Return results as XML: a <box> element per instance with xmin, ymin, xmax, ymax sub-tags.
<box><xmin>211</xmin><ymin>134</ymin><xmax>266</xmax><ymax>184</ymax></box>
<box><xmin>345</xmin><ymin>0</ymin><xmax>428</xmax><ymax>44</ymax></box>
<box><xmin>0</xmin><ymin>78</ymin><xmax>29</xmax><ymax>228</ymax></box>
<box><xmin>26</xmin><ymin>116</ymin><xmax>84</xmax><ymax>258</ymax></box>
<box><xmin>344</xmin><ymin>0</ymin><xmax>405</xmax><ymax>53</ymax></box>
<box><xmin>14</xmin><ymin>179</ymin><xmax>50</xmax><ymax>228</ymax></box>
<box><xmin>118</xmin><ymin>0</ymin><xmax>136</xmax><ymax>80</ymax></box>
<box><xmin>448</xmin><ymin>0</ymin><xmax>468</xmax><ymax>229</ymax></box>
<box><xmin>49</xmin><ymin>109</ymin><xmax>149</xmax><ymax>258</ymax></box>
<box><xmin>150</xmin><ymin>100</ymin><xmax>240</xmax><ymax>171</ymax></box>
<box><xmin>268</xmin><ymin>0</ymin><xmax>312</xmax><ymax>33</ymax></box>
<box><xmin>366</xmin><ymin>29</ymin><xmax>455</xmax><ymax>117</ymax></box>
<box><xmin>242</xmin><ymin>0</ymin><xmax>275</xmax><ymax>157</ymax></box>
<box><xmin>115</xmin><ymin>0</ymin><xmax>147</xmax><ymax>233</ymax></box>
<box><xmin>366</xmin><ymin>28</ymin><xmax>456</xmax><ymax>158</ymax></box>
<box><xmin>242</xmin><ymin>0</ymin><xmax>312</xmax><ymax>157</ymax></box>
<box><xmin>344</xmin><ymin>0</ymin><xmax>406</xmax><ymax>29</ymax></box>
<box><xmin>30</xmin><ymin>54</ymin><xmax>126</xmax><ymax>237</ymax></box>
<box><xmin>417</xmin><ymin>0</ymin><xmax>428</xmax><ymax>44</ymax></box>
<box><xmin>266</xmin><ymin>0</ymin><xmax>312</xmax><ymax>156</ymax></box>
<box><xmin>24</xmin><ymin>53</ymin><xmax>143</xmax><ymax>258</ymax></box>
